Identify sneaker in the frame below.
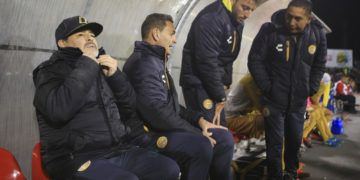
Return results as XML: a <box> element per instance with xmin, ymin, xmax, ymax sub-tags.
<box><xmin>303</xmin><ymin>138</ymin><xmax>312</xmax><ymax>148</ymax></box>
<box><xmin>325</xmin><ymin>137</ymin><xmax>343</xmax><ymax>147</ymax></box>
<box><xmin>283</xmin><ymin>173</ymin><xmax>296</xmax><ymax>180</ymax></box>
<box><xmin>310</xmin><ymin>132</ymin><xmax>323</xmax><ymax>141</ymax></box>
<box><xmin>298</xmin><ymin>171</ymin><xmax>310</xmax><ymax>179</ymax></box>
<box><xmin>300</xmin><ymin>144</ymin><xmax>307</xmax><ymax>153</ymax></box>
<box><xmin>349</xmin><ymin>109</ymin><xmax>358</xmax><ymax>114</ymax></box>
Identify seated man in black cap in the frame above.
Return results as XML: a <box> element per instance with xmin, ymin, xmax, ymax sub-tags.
<box><xmin>32</xmin><ymin>16</ymin><xmax>180</xmax><ymax>180</ymax></box>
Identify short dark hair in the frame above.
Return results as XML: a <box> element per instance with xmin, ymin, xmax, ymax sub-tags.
<box><xmin>288</xmin><ymin>0</ymin><xmax>313</xmax><ymax>15</ymax></box>
<box><xmin>141</xmin><ymin>13</ymin><xmax>174</xmax><ymax>40</ymax></box>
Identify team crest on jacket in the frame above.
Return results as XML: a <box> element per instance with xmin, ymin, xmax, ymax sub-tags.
<box><xmin>262</xmin><ymin>107</ymin><xmax>270</xmax><ymax>117</ymax></box>
<box><xmin>156</xmin><ymin>136</ymin><xmax>168</xmax><ymax>149</ymax></box>
<box><xmin>202</xmin><ymin>99</ymin><xmax>213</xmax><ymax>110</ymax></box>
<box><xmin>308</xmin><ymin>45</ymin><xmax>316</xmax><ymax>55</ymax></box>
<box><xmin>77</xmin><ymin>160</ymin><xmax>91</xmax><ymax>172</ymax></box>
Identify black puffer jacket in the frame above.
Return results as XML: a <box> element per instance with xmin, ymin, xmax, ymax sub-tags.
<box><xmin>33</xmin><ymin>47</ymin><xmax>142</xmax><ymax>179</ymax></box>
<box><xmin>180</xmin><ymin>0</ymin><xmax>243</xmax><ymax>102</ymax></box>
<box><xmin>248</xmin><ymin>9</ymin><xmax>327</xmax><ymax>111</ymax></box>
<box><xmin>123</xmin><ymin>41</ymin><xmax>202</xmax><ymax>134</ymax></box>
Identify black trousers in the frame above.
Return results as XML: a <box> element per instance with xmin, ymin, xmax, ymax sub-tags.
<box><xmin>264</xmin><ymin>105</ymin><xmax>306</xmax><ymax>180</ymax></box>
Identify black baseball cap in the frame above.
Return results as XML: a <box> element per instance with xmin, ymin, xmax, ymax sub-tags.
<box><xmin>55</xmin><ymin>16</ymin><xmax>103</xmax><ymax>42</ymax></box>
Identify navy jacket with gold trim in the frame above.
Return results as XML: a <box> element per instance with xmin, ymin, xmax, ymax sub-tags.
<box><xmin>124</xmin><ymin>41</ymin><xmax>202</xmax><ymax>134</ymax></box>
<box><xmin>180</xmin><ymin>0</ymin><xmax>243</xmax><ymax>102</ymax></box>
<box><xmin>248</xmin><ymin>9</ymin><xmax>327</xmax><ymax>110</ymax></box>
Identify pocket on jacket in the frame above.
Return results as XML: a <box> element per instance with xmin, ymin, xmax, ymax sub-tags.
<box><xmin>66</xmin><ymin>130</ymin><xmax>112</xmax><ymax>152</ymax></box>
<box><xmin>302</xmin><ymin>54</ymin><xmax>314</xmax><ymax>66</ymax></box>
<box><xmin>67</xmin><ymin>131</ymin><xmax>87</xmax><ymax>152</ymax></box>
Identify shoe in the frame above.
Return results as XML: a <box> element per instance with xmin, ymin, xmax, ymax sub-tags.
<box><xmin>325</xmin><ymin>137</ymin><xmax>343</xmax><ymax>147</ymax></box>
<box><xmin>310</xmin><ymin>132</ymin><xmax>323</xmax><ymax>141</ymax></box>
<box><xmin>300</xmin><ymin>144</ymin><xmax>307</xmax><ymax>153</ymax></box>
<box><xmin>303</xmin><ymin>138</ymin><xmax>312</xmax><ymax>148</ymax></box>
<box><xmin>349</xmin><ymin>109</ymin><xmax>358</xmax><ymax>114</ymax></box>
<box><xmin>283</xmin><ymin>173</ymin><xmax>296</xmax><ymax>180</ymax></box>
<box><xmin>298</xmin><ymin>172</ymin><xmax>310</xmax><ymax>179</ymax></box>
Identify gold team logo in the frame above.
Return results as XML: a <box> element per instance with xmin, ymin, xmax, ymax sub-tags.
<box><xmin>262</xmin><ymin>107</ymin><xmax>270</xmax><ymax>117</ymax></box>
<box><xmin>77</xmin><ymin>160</ymin><xmax>91</xmax><ymax>172</ymax></box>
<box><xmin>308</xmin><ymin>45</ymin><xmax>316</xmax><ymax>55</ymax></box>
<box><xmin>202</xmin><ymin>99</ymin><xmax>213</xmax><ymax>110</ymax></box>
<box><xmin>79</xmin><ymin>16</ymin><xmax>88</xmax><ymax>24</ymax></box>
<box><xmin>156</xmin><ymin>136</ymin><xmax>168</xmax><ymax>149</ymax></box>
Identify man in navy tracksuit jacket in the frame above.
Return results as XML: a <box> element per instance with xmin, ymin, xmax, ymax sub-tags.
<box><xmin>248</xmin><ymin>0</ymin><xmax>327</xmax><ymax>179</ymax></box>
<box><xmin>123</xmin><ymin>13</ymin><xmax>234</xmax><ymax>180</ymax></box>
<box><xmin>180</xmin><ymin>0</ymin><xmax>257</xmax><ymax>126</ymax></box>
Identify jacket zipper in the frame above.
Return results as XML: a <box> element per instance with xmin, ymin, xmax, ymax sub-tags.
<box><xmin>164</xmin><ymin>52</ymin><xmax>170</xmax><ymax>90</ymax></box>
<box><xmin>164</xmin><ymin>52</ymin><xmax>177</xmax><ymax>111</ymax></box>
<box><xmin>97</xmin><ymin>72</ymin><xmax>116</xmax><ymax>144</ymax></box>
<box><xmin>288</xmin><ymin>36</ymin><xmax>303</xmax><ymax>108</ymax></box>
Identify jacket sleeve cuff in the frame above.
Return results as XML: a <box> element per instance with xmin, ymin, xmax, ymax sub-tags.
<box><xmin>215</xmin><ymin>96</ymin><xmax>226</xmax><ymax>103</ymax></box>
<box><xmin>191</xmin><ymin>112</ymin><xmax>204</xmax><ymax>128</ymax></box>
<box><xmin>106</xmin><ymin>69</ymin><xmax>126</xmax><ymax>90</ymax></box>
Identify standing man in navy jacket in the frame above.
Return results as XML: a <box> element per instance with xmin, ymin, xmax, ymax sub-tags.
<box><xmin>123</xmin><ymin>13</ymin><xmax>234</xmax><ymax>180</ymax></box>
<box><xmin>248</xmin><ymin>0</ymin><xmax>327</xmax><ymax>179</ymax></box>
<box><xmin>180</xmin><ymin>0</ymin><xmax>258</xmax><ymax>126</ymax></box>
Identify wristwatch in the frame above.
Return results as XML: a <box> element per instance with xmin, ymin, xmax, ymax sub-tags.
<box><xmin>220</xmin><ymin>97</ymin><xmax>226</xmax><ymax>103</ymax></box>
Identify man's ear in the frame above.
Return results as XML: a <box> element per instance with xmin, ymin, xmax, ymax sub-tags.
<box><xmin>151</xmin><ymin>28</ymin><xmax>160</xmax><ymax>42</ymax></box>
<box><xmin>306</xmin><ymin>16</ymin><xmax>311</xmax><ymax>25</ymax></box>
<box><xmin>307</xmin><ymin>13</ymin><xmax>313</xmax><ymax>23</ymax></box>
<box><xmin>57</xmin><ymin>39</ymin><xmax>67</xmax><ymax>48</ymax></box>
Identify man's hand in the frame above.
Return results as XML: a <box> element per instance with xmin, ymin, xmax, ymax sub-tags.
<box><xmin>212</xmin><ymin>102</ymin><xmax>225</xmax><ymax>125</ymax></box>
<box><xmin>198</xmin><ymin>117</ymin><xmax>228</xmax><ymax>147</ymax></box>
<box><xmin>223</xmin><ymin>85</ymin><xmax>231</xmax><ymax>90</ymax></box>
<box><xmin>98</xmin><ymin>55</ymin><xmax>118</xmax><ymax>77</ymax></box>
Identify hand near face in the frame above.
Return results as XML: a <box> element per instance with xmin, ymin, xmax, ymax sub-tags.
<box><xmin>98</xmin><ymin>55</ymin><xmax>118</xmax><ymax>77</ymax></box>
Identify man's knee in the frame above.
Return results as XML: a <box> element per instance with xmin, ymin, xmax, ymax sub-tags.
<box><xmin>118</xmin><ymin>173</ymin><xmax>139</xmax><ymax>180</ymax></box>
<box><xmin>156</xmin><ymin>157</ymin><xmax>181</xmax><ymax>179</ymax></box>
<box><xmin>167</xmin><ymin>132</ymin><xmax>213</xmax><ymax>160</ymax></box>
<box><xmin>73</xmin><ymin>159</ymin><xmax>140</xmax><ymax>180</ymax></box>
<box><xmin>210</xmin><ymin>129</ymin><xmax>234</xmax><ymax>150</ymax></box>
<box><xmin>194</xmin><ymin>136</ymin><xmax>214</xmax><ymax>159</ymax></box>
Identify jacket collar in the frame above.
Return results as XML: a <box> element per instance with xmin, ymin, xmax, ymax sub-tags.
<box><xmin>134</xmin><ymin>41</ymin><xmax>167</xmax><ymax>61</ymax></box>
<box><xmin>222</xmin><ymin>0</ymin><xmax>232</xmax><ymax>12</ymax></box>
<box><xmin>53</xmin><ymin>47</ymin><xmax>83</xmax><ymax>61</ymax></box>
<box><xmin>220</xmin><ymin>0</ymin><xmax>243</xmax><ymax>27</ymax></box>
<box><xmin>33</xmin><ymin>47</ymin><xmax>83</xmax><ymax>84</ymax></box>
<box><xmin>271</xmin><ymin>9</ymin><xmax>324</xmax><ymax>36</ymax></box>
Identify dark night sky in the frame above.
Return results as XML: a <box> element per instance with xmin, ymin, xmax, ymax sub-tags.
<box><xmin>312</xmin><ymin>0</ymin><xmax>360</xmax><ymax>63</ymax></box>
